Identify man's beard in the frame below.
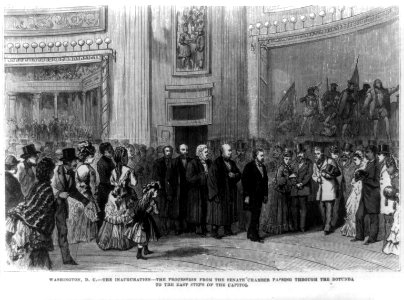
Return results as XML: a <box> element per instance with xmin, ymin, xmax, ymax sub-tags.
<box><xmin>180</xmin><ymin>154</ymin><xmax>188</xmax><ymax>159</ymax></box>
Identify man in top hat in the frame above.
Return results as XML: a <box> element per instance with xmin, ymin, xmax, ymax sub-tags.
<box><xmin>338</xmin><ymin>80</ymin><xmax>357</xmax><ymax>139</ymax></box>
<box><xmin>51</xmin><ymin>148</ymin><xmax>90</xmax><ymax>265</ymax></box>
<box><xmin>298</xmin><ymin>86</ymin><xmax>321</xmax><ymax>136</ymax></box>
<box><xmin>290</xmin><ymin>144</ymin><xmax>313</xmax><ymax>232</ymax></box>
<box><xmin>5</xmin><ymin>155</ymin><xmax>24</xmax><ymax>215</ymax></box>
<box><xmin>378</xmin><ymin>144</ymin><xmax>393</xmax><ymax>240</ymax></box>
<box><xmin>17</xmin><ymin>144</ymin><xmax>40</xmax><ymax>197</ymax></box>
<box><xmin>352</xmin><ymin>145</ymin><xmax>380</xmax><ymax>245</ymax></box>
<box><xmin>207</xmin><ymin>144</ymin><xmax>241</xmax><ymax>239</ymax></box>
<box><xmin>312</xmin><ymin>145</ymin><xmax>341</xmax><ymax>235</ymax></box>
<box><xmin>362</xmin><ymin>79</ymin><xmax>399</xmax><ymax>142</ymax></box>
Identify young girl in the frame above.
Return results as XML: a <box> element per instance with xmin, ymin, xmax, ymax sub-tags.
<box><xmin>382</xmin><ymin>157</ymin><xmax>399</xmax><ymax>255</ymax></box>
<box><xmin>97</xmin><ymin>147</ymin><xmax>137</xmax><ymax>251</ymax></box>
<box><xmin>125</xmin><ymin>182</ymin><xmax>161</xmax><ymax>260</ymax></box>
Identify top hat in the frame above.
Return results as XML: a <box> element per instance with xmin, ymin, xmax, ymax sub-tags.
<box><xmin>367</xmin><ymin>140</ymin><xmax>377</xmax><ymax>146</ymax></box>
<box><xmin>330</xmin><ymin>83</ymin><xmax>338</xmax><ymax>87</ymax></box>
<box><xmin>61</xmin><ymin>148</ymin><xmax>78</xmax><ymax>162</ymax></box>
<box><xmin>365</xmin><ymin>144</ymin><xmax>378</xmax><ymax>154</ymax></box>
<box><xmin>283</xmin><ymin>148</ymin><xmax>293</xmax><ymax>158</ymax></box>
<box><xmin>378</xmin><ymin>144</ymin><xmax>390</xmax><ymax>155</ymax></box>
<box><xmin>323</xmin><ymin>164</ymin><xmax>339</xmax><ymax>176</ymax></box>
<box><xmin>20</xmin><ymin>144</ymin><xmax>40</xmax><ymax>159</ymax></box>
<box><xmin>5</xmin><ymin>155</ymin><xmax>19</xmax><ymax>167</ymax></box>
<box><xmin>294</xmin><ymin>143</ymin><xmax>305</xmax><ymax>154</ymax></box>
<box><xmin>342</xmin><ymin>142</ymin><xmax>354</xmax><ymax>153</ymax></box>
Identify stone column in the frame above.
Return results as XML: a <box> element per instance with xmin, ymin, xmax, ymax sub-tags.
<box><xmin>32</xmin><ymin>93</ymin><xmax>41</xmax><ymax>122</ymax></box>
<box><xmin>53</xmin><ymin>92</ymin><xmax>59</xmax><ymax>118</ymax></box>
<box><xmin>82</xmin><ymin>91</ymin><xmax>86</xmax><ymax>124</ymax></box>
<box><xmin>7</xmin><ymin>92</ymin><xmax>17</xmax><ymax>121</ymax></box>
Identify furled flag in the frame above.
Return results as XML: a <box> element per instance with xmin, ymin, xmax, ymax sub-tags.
<box><xmin>276</xmin><ymin>82</ymin><xmax>296</xmax><ymax>132</ymax></box>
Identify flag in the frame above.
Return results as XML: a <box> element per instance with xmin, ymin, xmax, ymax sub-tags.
<box><xmin>278</xmin><ymin>82</ymin><xmax>296</xmax><ymax>119</ymax></box>
<box><xmin>350</xmin><ymin>56</ymin><xmax>360</xmax><ymax>88</ymax></box>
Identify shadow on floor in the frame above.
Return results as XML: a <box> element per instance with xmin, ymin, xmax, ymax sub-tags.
<box><xmin>153</xmin><ymin>246</ymin><xmax>210</xmax><ymax>259</ymax></box>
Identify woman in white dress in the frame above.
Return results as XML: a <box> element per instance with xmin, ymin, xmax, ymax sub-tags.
<box><xmin>67</xmin><ymin>141</ymin><xmax>99</xmax><ymax>243</ymax></box>
<box><xmin>97</xmin><ymin>146</ymin><xmax>138</xmax><ymax>250</ymax></box>
<box><xmin>340</xmin><ymin>152</ymin><xmax>367</xmax><ymax>237</ymax></box>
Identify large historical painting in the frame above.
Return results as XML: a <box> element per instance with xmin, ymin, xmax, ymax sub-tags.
<box><xmin>172</xmin><ymin>6</ymin><xmax>210</xmax><ymax>76</ymax></box>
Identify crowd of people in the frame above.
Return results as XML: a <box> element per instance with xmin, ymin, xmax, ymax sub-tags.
<box><xmin>7</xmin><ymin>117</ymin><xmax>95</xmax><ymax>142</ymax></box>
<box><xmin>4</xmin><ymin>138</ymin><xmax>400</xmax><ymax>270</ymax></box>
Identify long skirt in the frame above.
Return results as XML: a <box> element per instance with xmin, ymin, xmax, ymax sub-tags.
<box><xmin>6</xmin><ymin>218</ymin><xmax>53</xmax><ymax>270</ymax></box>
<box><xmin>66</xmin><ymin>198</ymin><xmax>98</xmax><ymax>243</ymax></box>
<box><xmin>262</xmin><ymin>189</ymin><xmax>293</xmax><ymax>235</ymax></box>
<box><xmin>383</xmin><ymin>206</ymin><xmax>400</xmax><ymax>255</ymax></box>
<box><xmin>340</xmin><ymin>181</ymin><xmax>362</xmax><ymax>237</ymax></box>
<box><xmin>97</xmin><ymin>221</ymin><xmax>135</xmax><ymax>251</ymax></box>
<box><xmin>125</xmin><ymin>215</ymin><xmax>161</xmax><ymax>246</ymax></box>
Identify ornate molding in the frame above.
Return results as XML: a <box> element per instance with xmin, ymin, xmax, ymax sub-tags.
<box><xmin>258</xmin><ymin>7</ymin><xmax>398</xmax><ymax>49</ymax></box>
<box><xmin>4</xmin><ymin>49</ymin><xmax>113</xmax><ymax>67</ymax></box>
<box><xmin>165</xmin><ymin>96</ymin><xmax>213</xmax><ymax>126</ymax></box>
<box><xmin>6</xmin><ymin>80</ymin><xmax>82</xmax><ymax>93</ymax></box>
<box><xmin>4</xmin><ymin>6</ymin><xmax>107</xmax><ymax>36</ymax></box>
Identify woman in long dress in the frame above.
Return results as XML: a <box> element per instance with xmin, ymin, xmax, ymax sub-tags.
<box><xmin>264</xmin><ymin>148</ymin><xmax>294</xmax><ymax>234</ymax></box>
<box><xmin>97</xmin><ymin>147</ymin><xmax>137</xmax><ymax>251</ymax></box>
<box><xmin>125</xmin><ymin>181</ymin><xmax>161</xmax><ymax>259</ymax></box>
<box><xmin>67</xmin><ymin>141</ymin><xmax>99</xmax><ymax>243</ymax></box>
<box><xmin>6</xmin><ymin>158</ymin><xmax>56</xmax><ymax>270</ymax></box>
<box><xmin>340</xmin><ymin>152</ymin><xmax>367</xmax><ymax>237</ymax></box>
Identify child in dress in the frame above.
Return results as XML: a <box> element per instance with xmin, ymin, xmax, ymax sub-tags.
<box><xmin>382</xmin><ymin>157</ymin><xmax>399</xmax><ymax>255</ymax></box>
<box><xmin>125</xmin><ymin>181</ymin><xmax>161</xmax><ymax>260</ymax></box>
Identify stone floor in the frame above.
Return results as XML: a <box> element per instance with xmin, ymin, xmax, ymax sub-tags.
<box><xmin>49</xmin><ymin>228</ymin><xmax>399</xmax><ymax>272</ymax></box>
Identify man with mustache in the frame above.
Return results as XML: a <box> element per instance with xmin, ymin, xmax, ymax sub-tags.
<box><xmin>290</xmin><ymin>144</ymin><xmax>313</xmax><ymax>232</ymax></box>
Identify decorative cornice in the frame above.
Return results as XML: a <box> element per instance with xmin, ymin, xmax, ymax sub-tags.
<box><xmin>258</xmin><ymin>7</ymin><xmax>398</xmax><ymax>50</ymax></box>
<box><xmin>4</xmin><ymin>49</ymin><xmax>112</xmax><ymax>67</ymax></box>
<box><xmin>4</xmin><ymin>6</ymin><xmax>107</xmax><ymax>37</ymax></box>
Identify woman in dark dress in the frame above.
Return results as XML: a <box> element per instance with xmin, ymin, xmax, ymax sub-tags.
<box><xmin>6</xmin><ymin>158</ymin><xmax>56</xmax><ymax>270</ymax></box>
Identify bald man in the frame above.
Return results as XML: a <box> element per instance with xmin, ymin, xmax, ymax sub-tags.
<box><xmin>207</xmin><ymin>144</ymin><xmax>241</xmax><ymax>238</ymax></box>
<box><xmin>172</xmin><ymin>144</ymin><xmax>192</xmax><ymax>234</ymax></box>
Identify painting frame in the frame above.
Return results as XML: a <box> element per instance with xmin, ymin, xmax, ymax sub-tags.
<box><xmin>172</xmin><ymin>6</ymin><xmax>211</xmax><ymax>76</ymax></box>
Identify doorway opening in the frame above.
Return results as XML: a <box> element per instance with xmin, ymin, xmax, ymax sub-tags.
<box><xmin>174</xmin><ymin>126</ymin><xmax>208</xmax><ymax>158</ymax></box>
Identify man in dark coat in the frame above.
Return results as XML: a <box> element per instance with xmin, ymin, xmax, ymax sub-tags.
<box><xmin>207</xmin><ymin>144</ymin><xmax>241</xmax><ymax>239</ymax></box>
<box><xmin>172</xmin><ymin>144</ymin><xmax>192</xmax><ymax>235</ymax></box>
<box><xmin>242</xmin><ymin>148</ymin><xmax>268</xmax><ymax>243</ymax></box>
<box><xmin>51</xmin><ymin>148</ymin><xmax>90</xmax><ymax>265</ymax></box>
<box><xmin>186</xmin><ymin>144</ymin><xmax>211</xmax><ymax>236</ymax></box>
<box><xmin>5</xmin><ymin>155</ymin><xmax>24</xmax><ymax>215</ymax></box>
<box><xmin>152</xmin><ymin>145</ymin><xmax>176</xmax><ymax>235</ymax></box>
<box><xmin>352</xmin><ymin>145</ymin><xmax>380</xmax><ymax>245</ymax></box>
<box><xmin>96</xmin><ymin>142</ymin><xmax>115</xmax><ymax>229</ymax></box>
<box><xmin>290</xmin><ymin>144</ymin><xmax>313</xmax><ymax>232</ymax></box>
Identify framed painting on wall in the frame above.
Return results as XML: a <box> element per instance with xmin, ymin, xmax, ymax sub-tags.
<box><xmin>172</xmin><ymin>6</ymin><xmax>210</xmax><ymax>76</ymax></box>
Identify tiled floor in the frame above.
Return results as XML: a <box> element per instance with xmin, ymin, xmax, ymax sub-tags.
<box><xmin>48</xmin><ymin>229</ymin><xmax>399</xmax><ymax>272</ymax></box>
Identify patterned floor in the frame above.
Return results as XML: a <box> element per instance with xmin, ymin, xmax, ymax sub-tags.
<box><xmin>49</xmin><ymin>229</ymin><xmax>399</xmax><ymax>272</ymax></box>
